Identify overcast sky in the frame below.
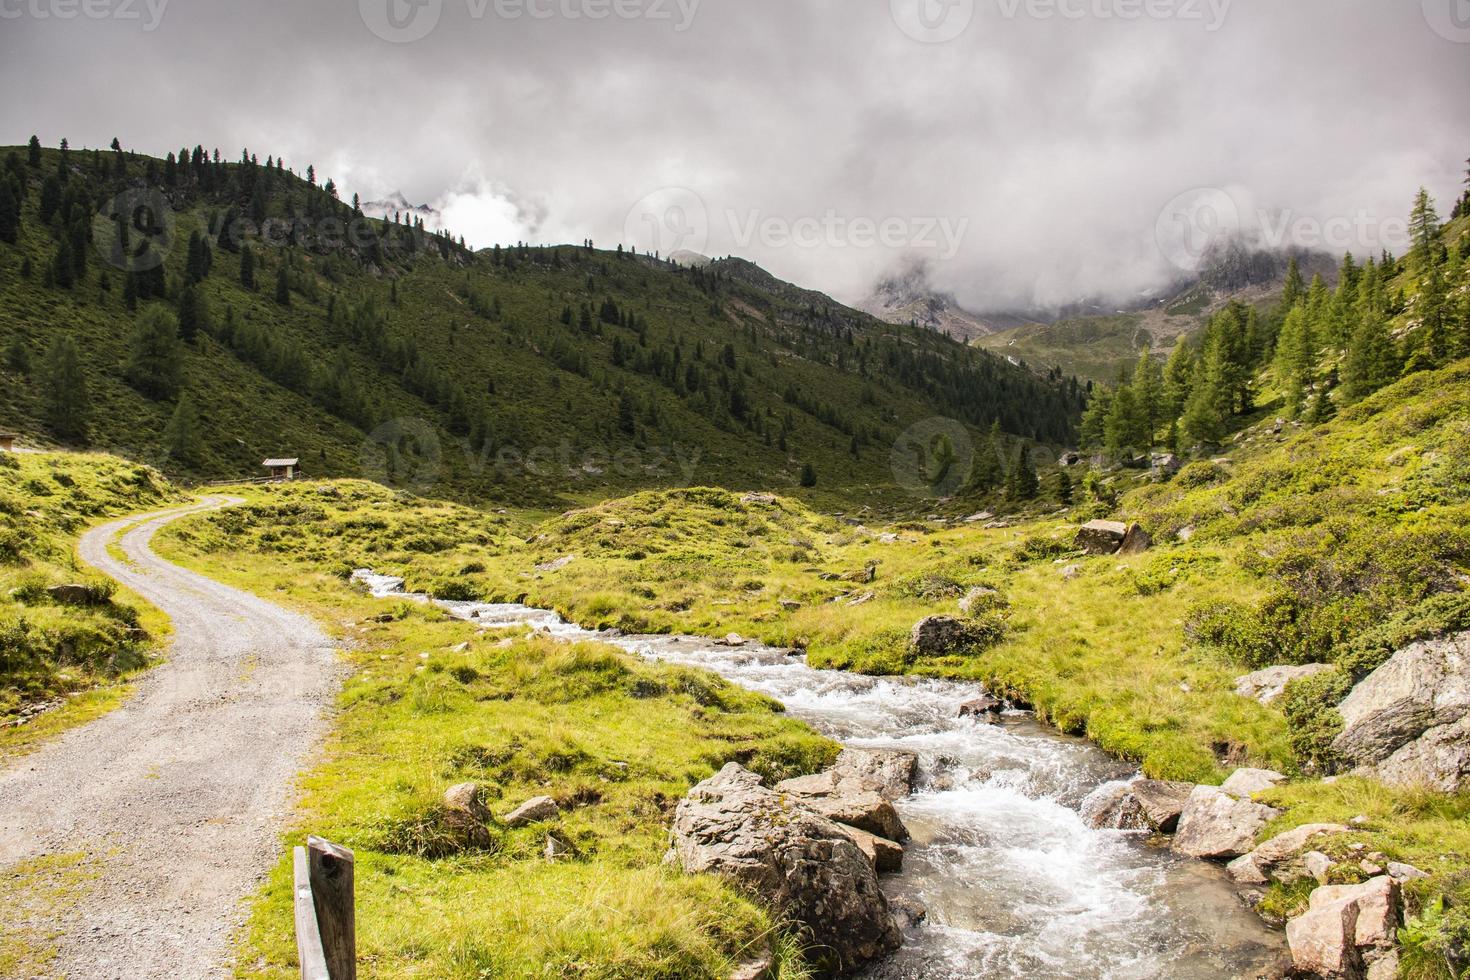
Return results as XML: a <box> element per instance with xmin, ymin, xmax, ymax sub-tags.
<box><xmin>3</xmin><ymin>0</ymin><xmax>1467</xmax><ymax>311</ymax></box>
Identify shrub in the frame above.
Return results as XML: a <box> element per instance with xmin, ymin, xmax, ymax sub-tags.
<box><xmin>1337</xmin><ymin>592</ymin><xmax>1470</xmax><ymax>677</ymax></box>
<box><xmin>1280</xmin><ymin>667</ymin><xmax>1354</xmax><ymax>773</ymax></box>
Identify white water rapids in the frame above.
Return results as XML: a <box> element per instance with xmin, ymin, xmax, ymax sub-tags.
<box><xmin>353</xmin><ymin>571</ymin><xmax>1284</xmax><ymax>979</ymax></box>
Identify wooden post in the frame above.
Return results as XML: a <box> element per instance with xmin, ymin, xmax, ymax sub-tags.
<box><xmin>294</xmin><ymin>837</ymin><xmax>355</xmax><ymax>980</ymax></box>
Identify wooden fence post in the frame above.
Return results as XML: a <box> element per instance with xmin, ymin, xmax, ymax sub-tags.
<box><xmin>294</xmin><ymin>836</ymin><xmax>355</xmax><ymax>980</ymax></box>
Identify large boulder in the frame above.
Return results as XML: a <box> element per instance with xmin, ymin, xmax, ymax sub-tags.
<box><xmin>1227</xmin><ymin>823</ymin><xmax>1351</xmax><ymax>885</ymax></box>
<box><xmin>1285</xmin><ymin>877</ymin><xmax>1401</xmax><ymax>980</ymax></box>
<box><xmin>1171</xmin><ymin>785</ymin><xmax>1283</xmax><ymax>859</ymax></box>
<box><xmin>669</xmin><ymin>764</ymin><xmax>901</xmax><ymax>972</ymax></box>
<box><xmin>1075</xmin><ymin>520</ymin><xmax>1128</xmax><ymax>555</ymax></box>
<box><xmin>832</xmin><ymin>747</ymin><xmax>918</xmax><ymax>802</ymax></box>
<box><xmin>1080</xmin><ymin>778</ymin><xmax>1194</xmax><ymax>832</ymax></box>
<box><xmin>1332</xmin><ymin>632</ymin><xmax>1470</xmax><ymax>791</ymax></box>
<box><xmin>909</xmin><ymin>616</ymin><xmax>983</xmax><ymax>657</ymax></box>
<box><xmin>1118</xmin><ymin>524</ymin><xmax>1152</xmax><ymax>555</ymax></box>
<box><xmin>775</xmin><ymin>770</ymin><xmax>909</xmax><ymax>842</ymax></box>
<box><xmin>1234</xmin><ymin>663</ymin><xmax>1336</xmax><ymax>706</ymax></box>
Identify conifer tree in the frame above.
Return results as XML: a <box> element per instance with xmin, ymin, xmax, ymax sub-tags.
<box><xmin>1281</xmin><ymin>255</ymin><xmax>1305</xmax><ymax>309</ymax></box>
<box><xmin>1054</xmin><ymin>468</ymin><xmax>1073</xmax><ymax>506</ymax></box>
<box><xmin>0</xmin><ymin>179</ymin><xmax>18</xmax><ymax>244</ymax></box>
<box><xmin>1408</xmin><ymin>187</ymin><xmax>1440</xmax><ymax>270</ymax></box>
<box><xmin>1181</xmin><ymin>340</ymin><xmax>1232</xmax><ymax>445</ymax></box>
<box><xmin>1273</xmin><ymin>306</ymin><xmax>1315</xmax><ymax>418</ymax></box>
<box><xmin>165</xmin><ymin>391</ymin><xmax>202</xmax><ymax>464</ymax></box>
<box><xmin>1341</xmin><ymin>312</ymin><xmax>1399</xmax><ymax>405</ymax></box>
<box><xmin>275</xmin><ymin>265</ymin><xmax>290</xmax><ymax>306</ymax></box>
<box><xmin>177</xmin><ymin>283</ymin><xmax>208</xmax><ymax>342</ymax></box>
<box><xmin>799</xmin><ymin>462</ymin><xmax>817</xmax><ymax>488</ymax></box>
<box><xmin>27</xmin><ymin>135</ymin><xmax>41</xmax><ymax>167</ymax></box>
<box><xmin>968</xmin><ymin>420</ymin><xmax>1006</xmax><ymax>492</ymax></box>
<box><xmin>1132</xmin><ymin>347</ymin><xmax>1162</xmax><ymax>439</ymax></box>
<box><xmin>1078</xmin><ymin>388</ymin><xmax>1112</xmax><ymax>450</ymax></box>
<box><xmin>1007</xmin><ymin>443</ymin><xmax>1040</xmax><ymax>500</ymax></box>
<box><xmin>127</xmin><ymin>307</ymin><xmax>184</xmax><ymax>399</ymax></box>
<box><xmin>1161</xmin><ymin>342</ymin><xmax>1194</xmax><ymax>422</ymax></box>
<box><xmin>1104</xmin><ymin>383</ymin><xmax>1146</xmax><ymax>455</ymax></box>
<box><xmin>240</xmin><ymin>245</ymin><xmax>256</xmax><ymax>290</ymax></box>
<box><xmin>42</xmin><ymin>337</ymin><xmax>89</xmax><ymax>442</ymax></box>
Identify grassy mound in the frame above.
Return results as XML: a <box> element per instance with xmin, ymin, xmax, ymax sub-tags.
<box><xmin>0</xmin><ymin>451</ymin><xmax>182</xmax><ymax>744</ymax></box>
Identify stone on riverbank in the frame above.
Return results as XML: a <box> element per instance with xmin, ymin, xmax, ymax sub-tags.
<box><xmin>1172</xmin><ymin>785</ymin><xmax>1283</xmax><ymax>859</ymax></box>
<box><xmin>1285</xmin><ymin>877</ymin><xmax>1400</xmax><ymax>980</ymax></box>
<box><xmin>669</xmin><ymin>764</ymin><xmax>901</xmax><ymax>973</ymax></box>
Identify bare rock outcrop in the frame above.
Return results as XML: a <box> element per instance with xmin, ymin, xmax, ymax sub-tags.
<box><xmin>669</xmin><ymin>764</ymin><xmax>901</xmax><ymax>973</ymax></box>
<box><xmin>1332</xmin><ymin>632</ymin><xmax>1470</xmax><ymax>792</ymax></box>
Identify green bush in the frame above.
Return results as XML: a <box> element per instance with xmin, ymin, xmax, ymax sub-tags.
<box><xmin>1280</xmin><ymin>668</ymin><xmax>1354</xmax><ymax>774</ymax></box>
<box><xmin>1337</xmin><ymin>592</ymin><xmax>1470</xmax><ymax>677</ymax></box>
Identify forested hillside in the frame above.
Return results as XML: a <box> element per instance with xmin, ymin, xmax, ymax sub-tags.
<box><xmin>0</xmin><ymin>138</ymin><xmax>1084</xmax><ymax>505</ymax></box>
<box><xmin>1078</xmin><ymin>179</ymin><xmax>1470</xmax><ymax>458</ymax></box>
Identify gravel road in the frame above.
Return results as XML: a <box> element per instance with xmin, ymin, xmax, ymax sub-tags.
<box><xmin>0</xmin><ymin>497</ymin><xmax>341</xmax><ymax>979</ymax></box>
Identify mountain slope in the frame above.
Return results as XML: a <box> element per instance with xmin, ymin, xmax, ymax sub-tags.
<box><xmin>0</xmin><ymin>141</ymin><xmax>1084</xmax><ymax>505</ymax></box>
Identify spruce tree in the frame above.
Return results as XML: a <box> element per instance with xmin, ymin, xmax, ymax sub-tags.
<box><xmin>165</xmin><ymin>391</ymin><xmax>202</xmax><ymax>464</ymax></box>
<box><xmin>274</xmin><ymin>265</ymin><xmax>290</xmax><ymax>306</ymax></box>
<box><xmin>1181</xmin><ymin>340</ymin><xmax>1232</xmax><ymax>446</ymax></box>
<box><xmin>968</xmin><ymin>420</ymin><xmax>1006</xmax><ymax>492</ymax></box>
<box><xmin>177</xmin><ymin>283</ymin><xmax>208</xmax><ymax>342</ymax></box>
<box><xmin>1008</xmin><ymin>443</ymin><xmax>1039</xmax><ymax>500</ymax></box>
<box><xmin>1408</xmin><ymin>187</ymin><xmax>1440</xmax><ymax>270</ymax></box>
<box><xmin>1132</xmin><ymin>347</ymin><xmax>1162</xmax><ymax>439</ymax></box>
<box><xmin>1281</xmin><ymin>255</ymin><xmax>1305</xmax><ymax>309</ymax></box>
<box><xmin>240</xmin><ymin>245</ymin><xmax>256</xmax><ymax>290</ymax></box>
<box><xmin>42</xmin><ymin>337</ymin><xmax>89</xmax><ymax>442</ymax></box>
<box><xmin>1054</xmin><ymin>469</ymin><xmax>1073</xmax><ymax>506</ymax></box>
<box><xmin>1161</xmin><ymin>342</ymin><xmax>1194</xmax><ymax>422</ymax></box>
<box><xmin>799</xmin><ymin>462</ymin><xmax>817</xmax><ymax>488</ymax></box>
<box><xmin>1273</xmin><ymin>306</ymin><xmax>1315</xmax><ymax>418</ymax></box>
<box><xmin>0</xmin><ymin>179</ymin><xmax>18</xmax><ymax>244</ymax></box>
<box><xmin>1341</xmin><ymin>312</ymin><xmax>1399</xmax><ymax>405</ymax></box>
<box><xmin>127</xmin><ymin>307</ymin><xmax>184</xmax><ymax>399</ymax></box>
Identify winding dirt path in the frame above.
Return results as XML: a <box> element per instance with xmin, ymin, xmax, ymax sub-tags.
<box><xmin>0</xmin><ymin>497</ymin><xmax>341</xmax><ymax>979</ymax></box>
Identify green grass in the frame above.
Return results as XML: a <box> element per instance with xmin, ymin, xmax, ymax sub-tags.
<box><xmin>0</xmin><ymin>451</ymin><xmax>183</xmax><ymax>751</ymax></box>
<box><xmin>156</xmin><ymin>505</ymin><xmax>833</xmax><ymax>979</ymax></box>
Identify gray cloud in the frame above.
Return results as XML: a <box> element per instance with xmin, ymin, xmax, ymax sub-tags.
<box><xmin>3</xmin><ymin>0</ymin><xmax>1466</xmax><ymax>311</ymax></box>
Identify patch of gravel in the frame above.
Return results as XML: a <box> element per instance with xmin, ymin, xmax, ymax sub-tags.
<box><xmin>0</xmin><ymin>497</ymin><xmax>341</xmax><ymax>979</ymax></box>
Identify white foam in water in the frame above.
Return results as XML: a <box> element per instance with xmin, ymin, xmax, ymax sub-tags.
<box><xmin>354</xmin><ymin>570</ymin><xmax>1284</xmax><ymax>978</ymax></box>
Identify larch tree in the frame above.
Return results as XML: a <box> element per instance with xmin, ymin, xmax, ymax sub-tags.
<box><xmin>1273</xmin><ymin>307</ymin><xmax>1316</xmax><ymax>419</ymax></box>
<box><xmin>1408</xmin><ymin>188</ymin><xmax>1440</xmax><ymax>270</ymax></box>
<box><xmin>1341</xmin><ymin>311</ymin><xmax>1400</xmax><ymax>405</ymax></box>
<box><xmin>42</xmin><ymin>337</ymin><xmax>90</xmax><ymax>442</ymax></box>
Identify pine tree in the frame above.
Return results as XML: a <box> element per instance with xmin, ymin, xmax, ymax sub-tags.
<box><xmin>27</xmin><ymin>136</ymin><xmax>41</xmax><ymax>167</ymax></box>
<box><xmin>1132</xmin><ymin>347</ymin><xmax>1162</xmax><ymax>439</ymax></box>
<box><xmin>275</xmin><ymin>265</ymin><xmax>290</xmax><ymax>306</ymax></box>
<box><xmin>1281</xmin><ymin>255</ymin><xmax>1305</xmax><ymax>309</ymax></box>
<box><xmin>1007</xmin><ymin>443</ymin><xmax>1039</xmax><ymax>500</ymax></box>
<box><xmin>127</xmin><ymin>307</ymin><xmax>184</xmax><ymax>400</ymax></box>
<box><xmin>1181</xmin><ymin>340</ymin><xmax>1232</xmax><ymax>446</ymax></box>
<box><xmin>42</xmin><ymin>337</ymin><xmax>89</xmax><ymax>442</ymax></box>
<box><xmin>176</xmin><ymin>283</ymin><xmax>208</xmax><ymax>342</ymax></box>
<box><xmin>165</xmin><ymin>391</ymin><xmax>202</xmax><ymax>464</ymax></box>
<box><xmin>1408</xmin><ymin>187</ymin><xmax>1440</xmax><ymax>270</ymax></box>
<box><xmin>1054</xmin><ymin>469</ymin><xmax>1073</xmax><ymax>506</ymax></box>
<box><xmin>1341</xmin><ymin>312</ymin><xmax>1400</xmax><ymax>405</ymax></box>
<box><xmin>799</xmin><ymin>462</ymin><xmax>817</xmax><ymax>488</ymax></box>
<box><xmin>240</xmin><ymin>245</ymin><xmax>256</xmax><ymax>290</ymax></box>
<box><xmin>1273</xmin><ymin>306</ymin><xmax>1315</xmax><ymax>418</ymax></box>
<box><xmin>968</xmin><ymin>420</ymin><xmax>1006</xmax><ymax>492</ymax></box>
